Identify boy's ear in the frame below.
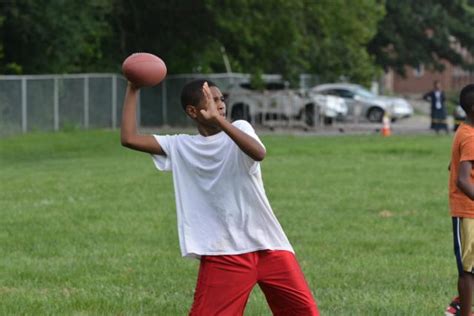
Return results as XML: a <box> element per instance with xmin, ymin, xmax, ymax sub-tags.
<box><xmin>185</xmin><ymin>104</ymin><xmax>198</xmax><ymax>119</ymax></box>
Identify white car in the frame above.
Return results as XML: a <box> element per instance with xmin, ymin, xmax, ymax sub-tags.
<box><xmin>308</xmin><ymin>92</ymin><xmax>348</xmax><ymax>124</ymax></box>
<box><xmin>312</xmin><ymin>83</ymin><xmax>414</xmax><ymax>122</ymax></box>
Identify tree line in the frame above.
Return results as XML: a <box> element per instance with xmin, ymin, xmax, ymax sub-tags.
<box><xmin>1</xmin><ymin>0</ymin><xmax>474</xmax><ymax>86</ymax></box>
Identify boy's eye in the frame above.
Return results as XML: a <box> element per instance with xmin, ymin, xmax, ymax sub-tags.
<box><xmin>213</xmin><ymin>96</ymin><xmax>225</xmax><ymax>103</ymax></box>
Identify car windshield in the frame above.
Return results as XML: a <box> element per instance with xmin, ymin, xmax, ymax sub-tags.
<box><xmin>354</xmin><ymin>87</ymin><xmax>375</xmax><ymax>98</ymax></box>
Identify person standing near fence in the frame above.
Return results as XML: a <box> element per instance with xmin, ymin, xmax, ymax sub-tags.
<box><xmin>423</xmin><ymin>80</ymin><xmax>449</xmax><ymax>134</ymax></box>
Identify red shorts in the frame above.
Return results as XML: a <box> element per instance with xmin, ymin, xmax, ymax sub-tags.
<box><xmin>189</xmin><ymin>250</ymin><xmax>319</xmax><ymax>316</ymax></box>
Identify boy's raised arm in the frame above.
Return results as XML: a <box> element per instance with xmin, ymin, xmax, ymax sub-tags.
<box><xmin>121</xmin><ymin>83</ymin><xmax>165</xmax><ymax>155</ymax></box>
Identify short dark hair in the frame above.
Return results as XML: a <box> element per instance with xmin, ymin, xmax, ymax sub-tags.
<box><xmin>180</xmin><ymin>79</ymin><xmax>217</xmax><ymax>111</ymax></box>
<box><xmin>460</xmin><ymin>84</ymin><xmax>474</xmax><ymax>114</ymax></box>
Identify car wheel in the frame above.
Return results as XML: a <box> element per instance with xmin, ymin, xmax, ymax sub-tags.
<box><xmin>230</xmin><ymin>103</ymin><xmax>251</xmax><ymax>122</ymax></box>
<box><xmin>323</xmin><ymin>117</ymin><xmax>333</xmax><ymax>125</ymax></box>
<box><xmin>367</xmin><ymin>107</ymin><xmax>384</xmax><ymax>123</ymax></box>
<box><xmin>304</xmin><ymin>103</ymin><xmax>316</xmax><ymax>127</ymax></box>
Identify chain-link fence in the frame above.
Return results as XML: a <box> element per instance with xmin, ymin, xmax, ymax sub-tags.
<box><xmin>0</xmin><ymin>74</ymin><xmax>124</xmax><ymax>136</ymax></box>
<box><xmin>0</xmin><ymin>73</ymin><xmax>274</xmax><ymax>136</ymax></box>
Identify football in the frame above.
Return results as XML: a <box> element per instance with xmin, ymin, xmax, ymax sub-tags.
<box><xmin>122</xmin><ymin>52</ymin><xmax>167</xmax><ymax>87</ymax></box>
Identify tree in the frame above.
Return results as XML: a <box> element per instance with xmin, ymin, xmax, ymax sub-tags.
<box><xmin>110</xmin><ymin>1</ymin><xmax>216</xmax><ymax>74</ymax></box>
<box><xmin>0</xmin><ymin>0</ymin><xmax>114</xmax><ymax>74</ymax></box>
<box><xmin>0</xmin><ymin>0</ymin><xmax>385</xmax><ymax>85</ymax></box>
<box><xmin>302</xmin><ymin>0</ymin><xmax>385</xmax><ymax>84</ymax></box>
<box><xmin>368</xmin><ymin>0</ymin><xmax>474</xmax><ymax>75</ymax></box>
<box><xmin>0</xmin><ymin>14</ymin><xmax>4</xmax><ymax>69</ymax></box>
<box><xmin>109</xmin><ymin>0</ymin><xmax>385</xmax><ymax>85</ymax></box>
<box><xmin>206</xmin><ymin>0</ymin><xmax>309</xmax><ymax>83</ymax></box>
<box><xmin>207</xmin><ymin>0</ymin><xmax>384</xmax><ymax>85</ymax></box>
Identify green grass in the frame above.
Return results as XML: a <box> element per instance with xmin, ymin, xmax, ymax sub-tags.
<box><xmin>0</xmin><ymin>130</ymin><xmax>456</xmax><ymax>315</ymax></box>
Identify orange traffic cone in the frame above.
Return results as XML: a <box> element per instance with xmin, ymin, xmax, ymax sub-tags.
<box><xmin>381</xmin><ymin>113</ymin><xmax>391</xmax><ymax>137</ymax></box>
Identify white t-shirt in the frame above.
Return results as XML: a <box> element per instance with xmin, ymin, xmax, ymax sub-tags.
<box><xmin>151</xmin><ymin>120</ymin><xmax>294</xmax><ymax>258</ymax></box>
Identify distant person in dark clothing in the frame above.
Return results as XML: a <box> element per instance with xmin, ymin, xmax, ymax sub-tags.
<box><xmin>423</xmin><ymin>80</ymin><xmax>449</xmax><ymax>134</ymax></box>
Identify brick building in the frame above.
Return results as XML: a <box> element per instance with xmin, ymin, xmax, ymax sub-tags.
<box><xmin>383</xmin><ymin>39</ymin><xmax>474</xmax><ymax>95</ymax></box>
<box><xmin>384</xmin><ymin>62</ymin><xmax>474</xmax><ymax>95</ymax></box>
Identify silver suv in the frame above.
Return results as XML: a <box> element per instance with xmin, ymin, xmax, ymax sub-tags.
<box><xmin>312</xmin><ymin>83</ymin><xmax>413</xmax><ymax>122</ymax></box>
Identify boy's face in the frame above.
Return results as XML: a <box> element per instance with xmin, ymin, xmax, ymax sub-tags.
<box><xmin>186</xmin><ymin>86</ymin><xmax>226</xmax><ymax>120</ymax></box>
<box><xmin>202</xmin><ymin>86</ymin><xmax>226</xmax><ymax>117</ymax></box>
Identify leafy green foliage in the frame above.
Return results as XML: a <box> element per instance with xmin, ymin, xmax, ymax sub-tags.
<box><xmin>110</xmin><ymin>1</ymin><xmax>217</xmax><ymax>74</ymax></box>
<box><xmin>369</xmin><ymin>0</ymin><xmax>474</xmax><ymax>75</ymax></box>
<box><xmin>192</xmin><ymin>0</ymin><xmax>383</xmax><ymax>84</ymax></box>
<box><xmin>0</xmin><ymin>0</ymin><xmax>384</xmax><ymax>84</ymax></box>
<box><xmin>0</xmin><ymin>0</ymin><xmax>114</xmax><ymax>74</ymax></box>
<box><xmin>303</xmin><ymin>0</ymin><xmax>385</xmax><ymax>84</ymax></box>
<box><xmin>206</xmin><ymin>0</ymin><xmax>310</xmax><ymax>83</ymax></box>
<box><xmin>5</xmin><ymin>1</ymin><xmax>474</xmax><ymax>85</ymax></box>
<box><xmin>0</xmin><ymin>15</ymin><xmax>3</xmax><ymax>62</ymax></box>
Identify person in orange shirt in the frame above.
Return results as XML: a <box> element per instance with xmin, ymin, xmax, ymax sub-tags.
<box><xmin>446</xmin><ymin>84</ymin><xmax>474</xmax><ymax>316</ymax></box>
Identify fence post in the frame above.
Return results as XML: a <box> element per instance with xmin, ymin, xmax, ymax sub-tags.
<box><xmin>84</xmin><ymin>76</ymin><xmax>89</xmax><ymax>129</ymax></box>
<box><xmin>112</xmin><ymin>75</ymin><xmax>117</xmax><ymax>129</ymax></box>
<box><xmin>21</xmin><ymin>78</ymin><xmax>27</xmax><ymax>133</ymax></box>
<box><xmin>54</xmin><ymin>78</ymin><xmax>59</xmax><ymax>131</ymax></box>
<box><xmin>162</xmin><ymin>79</ymin><xmax>167</xmax><ymax>125</ymax></box>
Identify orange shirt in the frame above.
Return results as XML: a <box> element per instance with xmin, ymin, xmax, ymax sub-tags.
<box><xmin>450</xmin><ymin>123</ymin><xmax>474</xmax><ymax>217</ymax></box>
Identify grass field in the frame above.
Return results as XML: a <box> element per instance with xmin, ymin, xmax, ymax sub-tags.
<box><xmin>0</xmin><ymin>129</ymin><xmax>456</xmax><ymax>315</ymax></box>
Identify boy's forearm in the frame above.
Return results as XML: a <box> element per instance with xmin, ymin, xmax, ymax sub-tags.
<box><xmin>121</xmin><ymin>85</ymin><xmax>139</xmax><ymax>145</ymax></box>
<box><xmin>217</xmin><ymin>117</ymin><xmax>266</xmax><ymax>161</ymax></box>
<box><xmin>457</xmin><ymin>161</ymin><xmax>474</xmax><ymax>200</ymax></box>
<box><xmin>457</xmin><ymin>180</ymin><xmax>474</xmax><ymax>200</ymax></box>
<box><xmin>120</xmin><ymin>85</ymin><xmax>164</xmax><ymax>155</ymax></box>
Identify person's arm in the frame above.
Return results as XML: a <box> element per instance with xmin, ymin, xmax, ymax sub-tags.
<box><xmin>456</xmin><ymin>160</ymin><xmax>474</xmax><ymax>200</ymax></box>
<box><xmin>200</xmin><ymin>82</ymin><xmax>266</xmax><ymax>161</ymax></box>
<box><xmin>120</xmin><ymin>83</ymin><xmax>165</xmax><ymax>155</ymax></box>
<box><xmin>217</xmin><ymin>117</ymin><xmax>266</xmax><ymax>161</ymax></box>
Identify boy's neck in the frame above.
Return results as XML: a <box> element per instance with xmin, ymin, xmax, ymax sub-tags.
<box><xmin>197</xmin><ymin>124</ymin><xmax>222</xmax><ymax>137</ymax></box>
<box><xmin>465</xmin><ymin>116</ymin><xmax>474</xmax><ymax>127</ymax></box>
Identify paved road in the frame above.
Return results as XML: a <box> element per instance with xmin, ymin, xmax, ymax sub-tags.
<box><xmin>257</xmin><ymin>115</ymin><xmax>455</xmax><ymax>136</ymax></box>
